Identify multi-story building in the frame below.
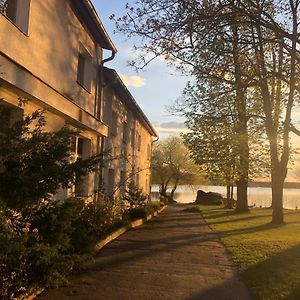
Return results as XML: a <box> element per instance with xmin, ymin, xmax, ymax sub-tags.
<box><xmin>0</xmin><ymin>0</ymin><xmax>157</xmax><ymax>201</ymax></box>
<box><xmin>102</xmin><ymin>68</ymin><xmax>157</xmax><ymax>198</ymax></box>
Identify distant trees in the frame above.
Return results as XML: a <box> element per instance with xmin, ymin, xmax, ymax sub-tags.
<box><xmin>151</xmin><ymin>137</ymin><xmax>201</xmax><ymax>202</ymax></box>
<box><xmin>114</xmin><ymin>0</ymin><xmax>300</xmax><ymax>224</ymax></box>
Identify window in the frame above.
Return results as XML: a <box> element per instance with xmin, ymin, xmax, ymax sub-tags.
<box><xmin>0</xmin><ymin>0</ymin><xmax>30</xmax><ymax>34</ymax></box>
<box><xmin>131</xmin><ymin>128</ymin><xmax>135</xmax><ymax>147</ymax></box>
<box><xmin>107</xmin><ymin>168</ymin><xmax>115</xmax><ymax>195</ymax></box>
<box><xmin>120</xmin><ymin>171</ymin><xmax>126</xmax><ymax>194</ymax></box>
<box><xmin>122</xmin><ymin>122</ymin><xmax>128</xmax><ymax>144</ymax></box>
<box><xmin>110</xmin><ymin>111</ymin><xmax>118</xmax><ymax>136</ymax></box>
<box><xmin>137</xmin><ymin>133</ymin><xmax>141</xmax><ymax>152</ymax></box>
<box><xmin>71</xmin><ymin>137</ymin><xmax>91</xmax><ymax>197</ymax></box>
<box><xmin>77</xmin><ymin>44</ymin><xmax>93</xmax><ymax>92</ymax></box>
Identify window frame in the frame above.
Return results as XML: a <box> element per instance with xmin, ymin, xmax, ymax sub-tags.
<box><xmin>77</xmin><ymin>44</ymin><xmax>93</xmax><ymax>93</ymax></box>
<box><xmin>0</xmin><ymin>0</ymin><xmax>31</xmax><ymax>35</ymax></box>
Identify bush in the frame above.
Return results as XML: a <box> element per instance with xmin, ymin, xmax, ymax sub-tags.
<box><xmin>128</xmin><ymin>207</ymin><xmax>149</xmax><ymax>220</ymax></box>
<box><xmin>146</xmin><ymin>201</ymin><xmax>162</xmax><ymax>214</ymax></box>
<box><xmin>0</xmin><ymin>196</ymin><xmax>125</xmax><ymax>299</ymax></box>
<box><xmin>124</xmin><ymin>182</ymin><xmax>148</xmax><ymax>209</ymax></box>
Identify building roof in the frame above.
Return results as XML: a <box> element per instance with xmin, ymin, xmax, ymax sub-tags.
<box><xmin>71</xmin><ymin>0</ymin><xmax>117</xmax><ymax>52</ymax></box>
<box><xmin>103</xmin><ymin>68</ymin><xmax>158</xmax><ymax>138</ymax></box>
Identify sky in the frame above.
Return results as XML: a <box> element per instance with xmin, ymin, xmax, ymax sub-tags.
<box><xmin>92</xmin><ymin>1</ymin><xmax>300</xmax><ymax>182</ymax></box>
<box><xmin>92</xmin><ymin>0</ymin><xmax>190</xmax><ymax>138</ymax></box>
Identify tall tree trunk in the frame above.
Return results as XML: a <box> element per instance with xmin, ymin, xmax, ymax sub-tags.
<box><xmin>271</xmin><ymin>167</ymin><xmax>285</xmax><ymax>224</ymax></box>
<box><xmin>251</xmin><ymin>1</ymin><xmax>298</xmax><ymax>224</ymax></box>
<box><xmin>225</xmin><ymin>184</ymin><xmax>234</xmax><ymax>209</ymax></box>
<box><xmin>230</xmin><ymin>185</ymin><xmax>234</xmax><ymax>201</ymax></box>
<box><xmin>232</xmin><ymin>23</ymin><xmax>249</xmax><ymax>212</ymax></box>
<box><xmin>236</xmin><ymin>178</ymin><xmax>249</xmax><ymax>212</ymax></box>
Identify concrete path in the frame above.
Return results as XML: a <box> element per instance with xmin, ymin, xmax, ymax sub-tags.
<box><xmin>41</xmin><ymin>205</ymin><xmax>251</xmax><ymax>300</ymax></box>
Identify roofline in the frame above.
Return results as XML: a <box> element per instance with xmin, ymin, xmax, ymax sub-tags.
<box><xmin>104</xmin><ymin>68</ymin><xmax>158</xmax><ymax>138</ymax></box>
<box><xmin>72</xmin><ymin>0</ymin><xmax>117</xmax><ymax>52</ymax></box>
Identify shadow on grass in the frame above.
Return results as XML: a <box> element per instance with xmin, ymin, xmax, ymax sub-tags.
<box><xmin>203</xmin><ymin>208</ymin><xmax>297</xmax><ymax>227</ymax></box>
<box><xmin>206</xmin><ymin>213</ymin><xmax>273</xmax><ymax>226</ymax></box>
<box><xmin>223</xmin><ymin>222</ymin><xmax>285</xmax><ymax>237</ymax></box>
<box><xmin>241</xmin><ymin>243</ymin><xmax>300</xmax><ymax>300</ymax></box>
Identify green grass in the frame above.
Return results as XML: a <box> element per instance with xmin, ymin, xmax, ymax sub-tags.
<box><xmin>199</xmin><ymin>206</ymin><xmax>300</xmax><ymax>300</ymax></box>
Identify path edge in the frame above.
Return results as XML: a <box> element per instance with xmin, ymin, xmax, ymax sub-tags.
<box><xmin>26</xmin><ymin>205</ymin><xmax>167</xmax><ymax>300</ymax></box>
<box><xmin>94</xmin><ymin>205</ymin><xmax>167</xmax><ymax>251</ymax></box>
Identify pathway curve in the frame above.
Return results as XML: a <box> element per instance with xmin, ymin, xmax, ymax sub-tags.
<box><xmin>41</xmin><ymin>205</ymin><xmax>251</xmax><ymax>300</ymax></box>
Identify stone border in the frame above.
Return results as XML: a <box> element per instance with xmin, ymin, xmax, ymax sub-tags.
<box><xmin>26</xmin><ymin>205</ymin><xmax>166</xmax><ymax>300</ymax></box>
<box><xmin>95</xmin><ymin>205</ymin><xmax>166</xmax><ymax>251</ymax></box>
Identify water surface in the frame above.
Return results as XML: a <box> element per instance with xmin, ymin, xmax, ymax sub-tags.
<box><xmin>151</xmin><ymin>185</ymin><xmax>300</xmax><ymax>209</ymax></box>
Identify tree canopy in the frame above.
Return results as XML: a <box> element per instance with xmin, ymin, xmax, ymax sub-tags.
<box><xmin>115</xmin><ymin>0</ymin><xmax>300</xmax><ymax>223</ymax></box>
<box><xmin>151</xmin><ymin>137</ymin><xmax>202</xmax><ymax>201</ymax></box>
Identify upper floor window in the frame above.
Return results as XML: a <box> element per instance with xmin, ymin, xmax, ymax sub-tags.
<box><xmin>0</xmin><ymin>0</ymin><xmax>30</xmax><ymax>34</ymax></box>
<box><xmin>110</xmin><ymin>111</ymin><xmax>118</xmax><ymax>136</ymax></box>
<box><xmin>122</xmin><ymin>122</ymin><xmax>128</xmax><ymax>144</ymax></box>
<box><xmin>131</xmin><ymin>128</ymin><xmax>135</xmax><ymax>147</ymax></box>
<box><xmin>77</xmin><ymin>44</ymin><xmax>93</xmax><ymax>93</ymax></box>
<box><xmin>137</xmin><ymin>133</ymin><xmax>141</xmax><ymax>152</ymax></box>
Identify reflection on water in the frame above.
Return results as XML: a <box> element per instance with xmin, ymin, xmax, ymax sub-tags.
<box><xmin>151</xmin><ymin>185</ymin><xmax>300</xmax><ymax>209</ymax></box>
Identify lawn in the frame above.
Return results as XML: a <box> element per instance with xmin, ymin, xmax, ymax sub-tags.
<box><xmin>199</xmin><ymin>206</ymin><xmax>300</xmax><ymax>300</ymax></box>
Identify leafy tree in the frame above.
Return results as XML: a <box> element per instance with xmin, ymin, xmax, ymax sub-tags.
<box><xmin>114</xmin><ymin>0</ymin><xmax>300</xmax><ymax>223</ymax></box>
<box><xmin>0</xmin><ymin>103</ymin><xmax>102</xmax><ymax>209</ymax></box>
<box><xmin>152</xmin><ymin>137</ymin><xmax>201</xmax><ymax>201</ymax></box>
<box><xmin>176</xmin><ymin>80</ymin><xmax>270</xmax><ymax>209</ymax></box>
<box><xmin>113</xmin><ymin>0</ymin><xmax>258</xmax><ymax>212</ymax></box>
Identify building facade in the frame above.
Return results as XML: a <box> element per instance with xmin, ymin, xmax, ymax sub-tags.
<box><xmin>0</xmin><ymin>0</ymin><xmax>157</xmax><ymax>201</ymax></box>
<box><xmin>102</xmin><ymin>68</ymin><xmax>157</xmax><ymax>198</ymax></box>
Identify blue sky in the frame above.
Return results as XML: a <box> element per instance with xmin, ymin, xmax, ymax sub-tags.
<box><xmin>93</xmin><ymin>0</ymin><xmax>190</xmax><ymax>135</ymax></box>
<box><xmin>92</xmin><ymin>1</ymin><xmax>300</xmax><ymax>181</ymax></box>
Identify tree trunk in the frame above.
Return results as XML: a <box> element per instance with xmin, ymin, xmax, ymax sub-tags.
<box><xmin>271</xmin><ymin>174</ymin><xmax>284</xmax><ymax>224</ymax></box>
<box><xmin>169</xmin><ymin>184</ymin><xmax>178</xmax><ymax>203</ymax></box>
<box><xmin>231</xmin><ymin>23</ymin><xmax>249</xmax><ymax>213</ymax></box>
<box><xmin>230</xmin><ymin>185</ymin><xmax>234</xmax><ymax>201</ymax></box>
<box><xmin>160</xmin><ymin>183</ymin><xmax>168</xmax><ymax>197</ymax></box>
<box><xmin>236</xmin><ymin>178</ymin><xmax>249</xmax><ymax>212</ymax></box>
<box><xmin>224</xmin><ymin>185</ymin><xmax>234</xmax><ymax>209</ymax></box>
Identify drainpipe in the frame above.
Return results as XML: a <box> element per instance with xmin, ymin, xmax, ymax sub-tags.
<box><xmin>149</xmin><ymin>135</ymin><xmax>159</xmax><ymax>197</ymax></box>
<box><xmin>98</xmin><ymin>50</ymin><xmax>115</xmax><ymax>120</ymax></box>
<box><xmin>96</xmin><ymin>50</ymin><xmax>116</xmax><ymax>199</ymax></box>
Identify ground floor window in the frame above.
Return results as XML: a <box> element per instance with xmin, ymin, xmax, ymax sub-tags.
<box><xmin>70</xmin><ymin>137</ymin><xmax>91</xmax><ymax>197</ymax></box>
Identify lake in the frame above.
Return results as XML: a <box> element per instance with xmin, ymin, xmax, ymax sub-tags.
<box><xmin>151</xmin><ymin>185</ymin><xmax>300</xmax><ymax>209</ymax></box>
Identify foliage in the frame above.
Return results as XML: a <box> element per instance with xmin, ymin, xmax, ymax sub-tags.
<box><xmin>123</xmin><ymin>181</ymin><xmax>148</xmax><ymax>209</ymax></box>
<box><xmin>0</xmin><ymin>105</ymin><xmax>124</xmax><ymax>298</ymax></box>
<box><xmin>128</xmin><ymin>201</ymin><xmax>163</xmax><ymax>220</ymax></box>
<box><xmin>151</xmin><ymin>137</ymin><xmax>201</xmax><ymax>200</ymax></box>
<box><xmin>0</xmin><ymin>196</ymin><xmax>125</xmax><ymax>299</ymax></box>
<box><xmin>200</xmin><ymin>206</ymin><xmax>300</xmax><ymax>300</ymax></box>
<box><xmin>0</xmin><ymin>106</ymin><xmax>101</xmax><ymax>210</ymax></box>
<box><xmin>114</xmin><ymin>0</ymin><xmax>300</xmax><ymax>223</ymax></box>
<box><xmin>128</xmin><ymin>207</ymin><xmax>148</xmax><ymax>220</ymax></box>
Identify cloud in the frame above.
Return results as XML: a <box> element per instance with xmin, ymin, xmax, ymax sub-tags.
<box><xmin>159</xmin><ymin>122</ymin><xmax>186</xmax><ymax>129</ymax></box>
<box><xmin>119</xmin><ymin>74</ymin><xmax>146</xmax><ymax>88</ymax></box>
<box><xmin>153</xmin><ymin>122</ymin><xmax>189</xmax><ymax>139</ymax></box>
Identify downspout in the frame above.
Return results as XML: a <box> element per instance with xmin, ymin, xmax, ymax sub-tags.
<box><xmin>149</xmin><ymin>135</ymin><xmax>159</xmax><ymax>198</ymax></box>
<box><xmin>96</xmin><ymin>50</ymin><xmax>116</xmax><ymax>199</ymax></box>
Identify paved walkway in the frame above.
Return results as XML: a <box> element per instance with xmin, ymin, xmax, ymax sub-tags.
<box><xmin>41</xmin><ymin>205</ymin><xmax>251</xmax><ymax>300</ymax></box>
